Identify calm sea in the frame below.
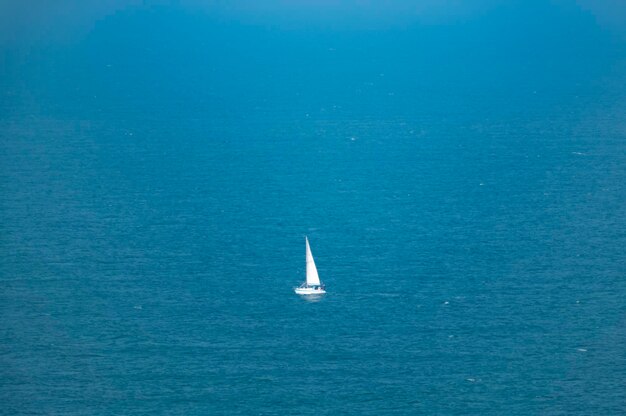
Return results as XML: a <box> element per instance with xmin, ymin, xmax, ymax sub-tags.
<box><xmin>1</xmin><ymin>3</ymin><xmax>625</xmax><ymax>415</ymax></box>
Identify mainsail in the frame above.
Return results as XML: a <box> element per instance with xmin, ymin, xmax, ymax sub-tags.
<box><xmin>305</xmin><ymin>237</ymin><xmax>321</xmax><ymax>286</ymax></box>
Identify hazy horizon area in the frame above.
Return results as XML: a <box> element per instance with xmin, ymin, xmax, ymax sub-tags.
<box><xmin>3</xmin><ymin>1</ymin><xmax>626</xmax><ymax>120</ymax></box>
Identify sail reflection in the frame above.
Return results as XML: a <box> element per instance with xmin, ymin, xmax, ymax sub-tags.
<box><xmin>301</xmin><ymin>294</ymin><xmax>325</xmax><ymax>303</ymax></box>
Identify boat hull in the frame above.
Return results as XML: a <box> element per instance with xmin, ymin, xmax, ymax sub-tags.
<box><xmin>294</xmin><ymin>287</ymin><xmax>326</xmax><ymax>295</ymax></box>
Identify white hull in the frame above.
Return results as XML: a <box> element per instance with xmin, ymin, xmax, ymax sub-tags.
<box><xmin>294</xmin><ymin>287</ymin><xmax>326</xmax><ymax>295</ymax></box>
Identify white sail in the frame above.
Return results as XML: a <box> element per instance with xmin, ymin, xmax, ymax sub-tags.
<box><xmin>305</xmin><ymin>237</ymin><xmax>321</xmax><ymax>286</ymax></box>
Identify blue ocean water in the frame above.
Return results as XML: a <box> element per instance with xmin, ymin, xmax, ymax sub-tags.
<box><xmin>1</xmin><ymin>2</ymin><xmax>625</xmax><ymax>415</ymax></box>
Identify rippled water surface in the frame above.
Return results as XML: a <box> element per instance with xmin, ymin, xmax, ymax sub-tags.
<box><xmin>1</xmin><ymin>3</ymin><xmax>625</xmax><ymax>415</ymax></box>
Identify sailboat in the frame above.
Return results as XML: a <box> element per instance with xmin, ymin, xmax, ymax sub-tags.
<box><xmin>294</xmin><ymin>237</ymin><xmax>326</xmax><ymax>295</ymax></box>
